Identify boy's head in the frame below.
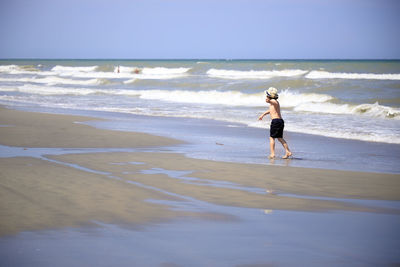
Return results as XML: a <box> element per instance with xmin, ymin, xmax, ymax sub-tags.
<box><xmin>264</xmin><ymin>87</ymin><xmax>279</xmax><ymax>100</ymax></box>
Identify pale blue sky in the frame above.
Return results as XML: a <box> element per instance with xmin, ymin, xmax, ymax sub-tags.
<box><xmin>0</xmin><ymin>0</ymin><xmax>399</xmax><ymax>59</ymax></box>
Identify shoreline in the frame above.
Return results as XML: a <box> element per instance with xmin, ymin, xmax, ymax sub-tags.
<box><xmin>3</xmin><ymin>104</ymin><xmax>400</xmax><ymax>174</ymax></box>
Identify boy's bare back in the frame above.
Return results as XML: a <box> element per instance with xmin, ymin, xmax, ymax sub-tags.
<box><xmin>268</xmin><ymin>99</ymin><xmax>282</xmax><ymax>120</ymax></box>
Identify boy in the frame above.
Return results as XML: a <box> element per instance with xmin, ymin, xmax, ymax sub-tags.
<box><xmin>258</xmin><ymin>87</ymin><xmax>292</xmax><ymax>159</ymax></box>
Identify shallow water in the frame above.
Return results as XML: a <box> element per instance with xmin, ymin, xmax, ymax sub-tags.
<box><xmin>3</xmin><ymin>104</ymin><xmax>399</xmax><ymax>174</ymax></box>
<box><xmin>82</xmin><ymin>110</ymin><xmax>400</xmax><ymax>174</ymax></box>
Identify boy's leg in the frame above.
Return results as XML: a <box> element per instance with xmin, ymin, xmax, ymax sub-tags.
<box><xmin>278</xmin><ymin>138</ymin><xmax>292</xmax><ymax>158</ymax></box>
<box><xmin>269</xmin><ymin>137</ymin><xmax>276</xmax><ymax>158</ymax></box>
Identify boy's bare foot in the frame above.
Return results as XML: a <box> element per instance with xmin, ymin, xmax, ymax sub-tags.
<box><xmin>268</xmin><ymin>155</ymin><xmax>275</xmax><ymax>159</ymax></box>
<box><xmin>282</xmin><ymin>152</ymin><xmax>292</xmax><ymax>159</ymax></box>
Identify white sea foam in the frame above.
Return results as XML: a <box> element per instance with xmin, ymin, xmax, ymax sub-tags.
<box><xmin>116</xmin><ymin>66</ymin><xmax>190</xmax><ymax>74</ymax></box>
<box><xmin>60</xmin><ymin>71</ymin><xmax>133</xmax><ymax>79</ymax></box>
<box><xmin>0</xmin><ymin>65</ymin><xmax>40</xmax><ymax>74</ymax></box>
<box><xmin>10</xmin><ymin>84</ymin><xmax>100</xmax><ymax>95</ymax></box>
<box><xmin>294</xmin><ymin>101</ymin><xmax>400</xmax><ymax>119</ymax></box>
<box><xmin>278</xmin><ymin>90</ymin><xmax>333</xmax><ymax>108</ymax></box>
<box><xmin>52</xmin><ymin>65</ymin><xmax>190</xmax><ymax>79</ymax></box>
<box><xmin>306</xmin><ymin>70</ymin><xmax>400</xmax><ymax>80</ymax></box>
<box><xmin>287</xmin><ymin>123</ymin><xmax>400</xmax><ymax>144</ymax></box>
<box><xmin>207</xmin><ymin>69</ymin><xmax>308</xmax><ymax>79</ymax></box>
<box><xmin>0</xmin><ymin>86</ymin><xmax>17</xmax><ymax>92</ymax></box>
<box><xmin>114</xmin><ymin>66</ymin><xmax>137</xmax><ymax>73</ymax></box>
<box><xmin>1</xmin><ymin>64</ymin><xmax>190</xmax><ymax>79</ymax></box>
<box><xmin>51</xmin><ymin>65</ymin><xmax>98</xmax><ymax>73</ymax></box>
<box><xmin>2</xmin><ymin>85</ymin><xmax>264</xmax><ymax>105</ymax></box>
<box><xmin>0</xmin><ymin>65</ymin><xmax>20</xmax><ymax>72</ymax></box>
<box><xmin>247</xmin><ymin>118</ymin><xmax>400</xmax><ymax>143</ymax></box>
<box><xmin>136</xmin><ymin>67</ymin><xmax>191</xmax><ymax>79</ymax></box>
<box><xmin>137</xmin><ymin>90</ymin><xmax>264</xmax><ymax>106</ymax></box>
<box><xmin>4</xmin><ymin>84</ymin><xmax>397</xmax><ymax>120</ymax></box>
<box><xmin>0</xmin><ymin>83</ymin><xmax>363</xmax><ymax>115</ymax></box>
<box><xmin>0</xmin><ymin>76</ymin><xmax>107</xmax><ymax>86</ymax></box>
<box><xmin>130</xmin><ymin>88</ymin><xmax>333</xmax><ymax>108</ymax></box>
<box><xmin>50</xmin><ymin>65</ymin><xmax>128</xmax><ymax>78</ymax></box>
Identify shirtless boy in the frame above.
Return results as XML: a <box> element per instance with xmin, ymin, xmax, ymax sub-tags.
<box><xmin>258</xmin><ymin>87</ymin><xmax>292</xmax><ymax>159</ymax></box>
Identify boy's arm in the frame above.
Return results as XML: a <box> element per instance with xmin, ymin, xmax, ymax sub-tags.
<box><xmin>258</xmin><ymin>110</ymin><xmax>270</xmax><ymax>120</ymax></box>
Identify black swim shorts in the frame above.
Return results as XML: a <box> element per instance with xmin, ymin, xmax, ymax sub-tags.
<box><xmin>270</xmin><ymin>118</ymin><xmax>284</xmax><ymax>138</ymax></box>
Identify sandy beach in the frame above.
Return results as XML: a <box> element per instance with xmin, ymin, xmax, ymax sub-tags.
<box><xmin>1</xmin><ymin>106</ymin><xmax>399</xmax><ymax>234</ymax></box>
<box><xmin>1</xmin><ymin>106</ymin><xmax>400</xmax><ymax>265</ymax></box>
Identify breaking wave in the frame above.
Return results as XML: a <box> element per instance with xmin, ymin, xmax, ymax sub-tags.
<box><xmin>3</xmin><ymin>84</ymin><xmax>398</xmax><ymax>120</ymax></box>
<box><xmin>306</xmin><ymin>71</ymin><xmax>400</xmax><ymax>80</ymax></box>
<box><xmin>51</xmin><ymin>65</ymin><xmax>98</xmax><ymax>73</ymax></box>
<box><xmin>0</xmin><ymin>64</ymin><xmax>40</xmax><ymax>74</ymax></box>
<box><xmin>206</xmin><ymin>69</ymin><xmax>308</xmax><ymax>79</ymax></box>
<box><xmin>0</xmin><ymin>76</ymin><xmax>108</xmax><ymax>86</ymax></box>
<box><xmin>54</xmin><ymin>65</ymin><xmax>191</xmax><ymax>79</ymax></box>
<box><xmin>0</xmin><ymin>64</ymin><xmax>191</xmax><ymax>80</ymax></box>
<box><xmin>294</xmin><ymin>101</ymin><xmax>400</xmax><ymax>119</ymax></box>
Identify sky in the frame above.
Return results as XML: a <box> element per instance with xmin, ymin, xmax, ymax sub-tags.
<box><xmin>0</xmin><ymin>0</ymin><xmax>399</xmax><ymax>59</ymax></box>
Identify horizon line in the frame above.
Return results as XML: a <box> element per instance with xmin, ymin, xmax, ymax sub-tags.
<box><xmin>1</xmin><ymin>58</ymin><xmax>400</xmax><ymax>61</ymax></box>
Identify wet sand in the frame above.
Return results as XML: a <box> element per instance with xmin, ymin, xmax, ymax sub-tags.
<box><xmin>0</xmin><ymin>107</ymin><xmax>181</xmax><ymax>148</ymax></box>
<box><xmin>1</xmin><ymin>106</ymin><xmax>400</xmax><ymax>237</ymax></box>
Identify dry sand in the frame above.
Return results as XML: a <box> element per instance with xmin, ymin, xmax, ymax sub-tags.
<box><xmin>1</xmin><ymin>106</ymin><xmax>399</xmax><ymax>236</ymax></box>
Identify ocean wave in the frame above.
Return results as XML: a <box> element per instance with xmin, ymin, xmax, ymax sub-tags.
<box><xmin>115</xmin><ymin>66</ymin><xmax>140</xmax><ymax>73</ymax></box>
<box><xmin>0</xmin><ymin>64</ymin><xmax>40</xmax><ymax>74</ymax></box>
<box><xmin>119</xmin><ymin>66</ymin><xmax>191</xmax><ymax>79</ymax></box>
<box><xmin>6</xmin><ymin>84</ymin><xmax>103</xmax><ymax>95</ymax></box>
<box><xmin>206</xmin><ymin>69</ymin><xmax>308</xmax><ymax>79</ymax></box>
<box><xmin>51</xmin><ymin>65</ymin><xmax>190</xmax><ymax>79</ymax></box>
<box><xmin>51</xmin><ymin>65</ymin><xmax>98</xmax><ymax>73</ymax></box>
<box><xmin>123</xmin><ymin>78</ymin><xmax>137</xmax><ymax>84</ymax></box>
<box><xmin>294</xmin><ymin>101</ymin><xmax>400</xmax><ymax>120</ymax></box>
<box><xmin>3</xmin><ymin>84</ymin><xmax>398</xmax><ymax>120</ymax></box>
<box><xmin>50</xmin><ymin>65</ymin><xmax>132</xmax><ymax>79</ymax></box>
<box><xmin>1</xmin><ymin>85</ymin><xmax>333</xmax><ymax>107</ymax></box>
<box><xmin>0</xmin><ymin>76</ymin><xmax>108</xmax><ymax>86</ymax></box>
<box><xmin>136</xmin><ymin>90</ymin><xmax>263</xmax><ymax>106</ymax></box>
<box><xmin>3</xmin><ymin>85</ymin><xmax>264</xmax><ymax>105</ymax></box>
<box><xmin>136</xmin><ymin>67</ymin><xmax>191</xmax><ymax>79</ymax></box>
<box><xmin>306</xmin><ymin>71</ymin><xmax>400</xmax><ymax>80</ymax></box>
<box><xmin>278</xmin><ymin>89</ymin><xmax>333</xmax><ymax>108</ymax></box>
<box><xmin>0</xmin><ymin>64</ymin><xmax>189</xmax><ymax>80</ymax></box>
<box><xmin>287</xmin><ymin>124</ymin><xmax>400</xmax><ymax>144</ymax></box>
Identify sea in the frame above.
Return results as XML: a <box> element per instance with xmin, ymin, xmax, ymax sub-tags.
<box><xmin>1</xmin><ymin>59</ymin><xmax>400</xmax><ymax>173</ymax></box>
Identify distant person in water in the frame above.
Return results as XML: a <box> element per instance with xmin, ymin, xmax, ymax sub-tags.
<box><xmin>258</xmin><ymin>87</ymin><xmax>292</xmax><ymax>159</ymax></box>
<box><xmin>117</xmin><ymin>66</ymin><xmax>120</xmax><ymax>73</ymax></box>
